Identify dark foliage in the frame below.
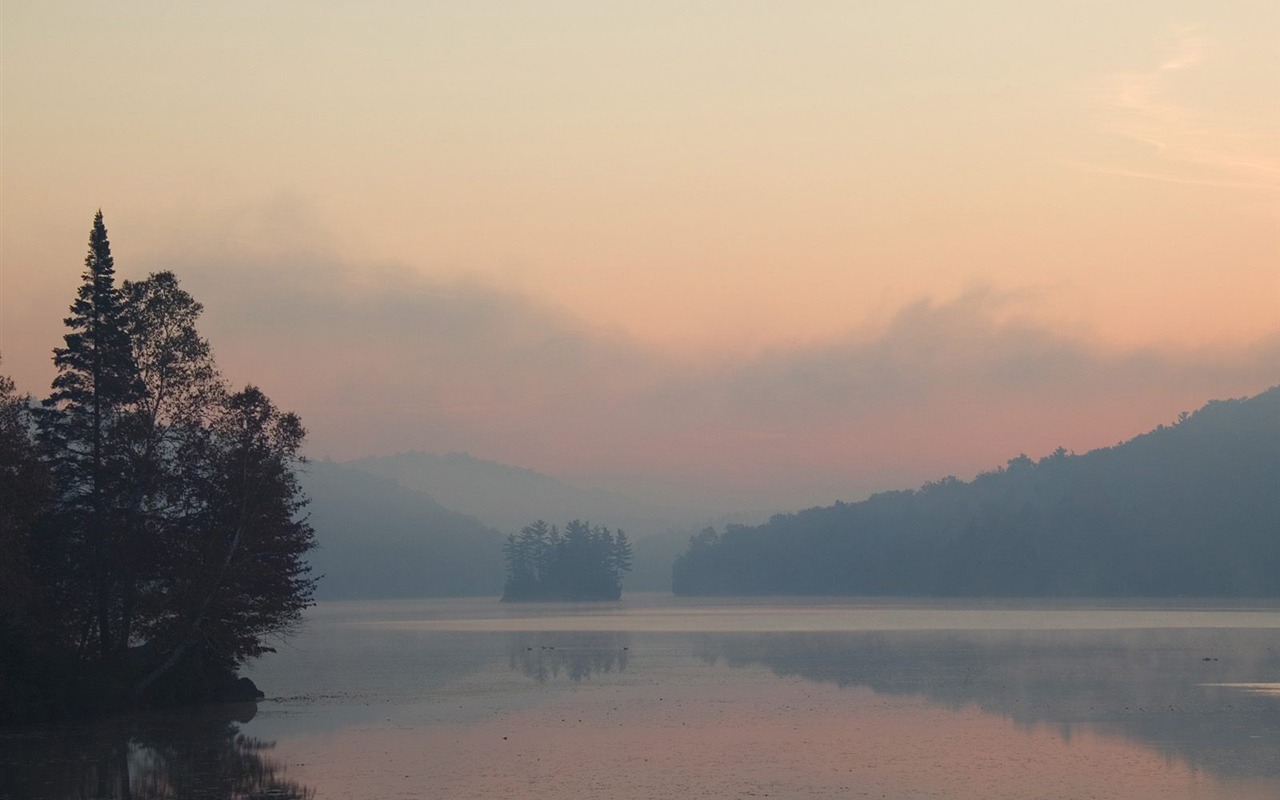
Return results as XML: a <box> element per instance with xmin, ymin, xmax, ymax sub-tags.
<box><xmin>502</xmin><ymin>520</ymin><xmax>633</xmax><ymax>601</ymax></box>
<box><xmin>673</xmin><ymin>387</ymin><xmax>1280</xmax><ymax>596</ymax></box>
<box><xmin>2</xmin><ymin>213</ymin><xmax>315</xmax><ymax>722</ymax></box>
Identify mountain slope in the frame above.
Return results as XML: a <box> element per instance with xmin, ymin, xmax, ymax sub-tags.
<box><xmin>673</xmin><ymin>387</ymin><xmax>1280</xmax><ymax>596</ymax></box>
<box><xmin>301</xmin><ymin>460</ymin><xmax>504</xmax><ymax>599</ymax></box>
<box><xmin>341</xmin><ymin>451</ymin><xmax>745</xmax><ymax>590</ymax></box>
<box><xmin>343</xmin><ymin>451</ymin><xmax>704</xmax><ymax>535</ymax></box>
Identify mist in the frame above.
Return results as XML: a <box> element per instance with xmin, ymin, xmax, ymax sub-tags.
<box><xmin>106</xmin><ymin>238</ymin><xmax>1279</xmax><ymax>514</ymax></box>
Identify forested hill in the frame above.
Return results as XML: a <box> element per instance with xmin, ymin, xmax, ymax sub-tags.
<box><xmin>673</xmin><ymin>387</ymin><xmax>1280</xmax><ymax>597</ymax></box>
<box><xmin>303</xmin><ymin>461</ymin><xmax>505</xmax><ymax>599</ymax></box>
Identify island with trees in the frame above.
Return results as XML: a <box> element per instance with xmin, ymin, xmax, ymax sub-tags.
<box><xmin>502</xmin><ymin>520</ymin><xmax>633</xmax><ymax>601</ymax></box>
<box><xmin>672</xmin><ymin>386</ymin><xmax>1280</xmax><ymax>597</ymax></box>
<box><xmin>0</xmin><ymin>212</ymin><xmax>315</xmax><ymax>722</ymax></box>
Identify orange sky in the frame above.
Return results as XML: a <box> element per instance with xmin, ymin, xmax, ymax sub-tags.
<box><xmin>2</xmin><ymin>2</ymin><xmax>1277</xmax><ymax>510</ymax></box>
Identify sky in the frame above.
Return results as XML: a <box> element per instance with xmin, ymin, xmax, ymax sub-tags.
<box><xmin>2</xmin><ymin>1</ymin><xmax>1277</xmax><ymax>512</ymax></box>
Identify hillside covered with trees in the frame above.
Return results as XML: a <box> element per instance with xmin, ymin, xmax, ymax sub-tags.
<box><xmin>1</xmin><ymin>214</ymin><xmax>314</xmax><ymax>721</ymax></box>
<box><xmin>673</xmin><ymin>387</ymin><xmax>1280</xmax><ymax>596</ymax></box>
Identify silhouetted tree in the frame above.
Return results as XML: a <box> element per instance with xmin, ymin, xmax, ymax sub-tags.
<box><xmin>38</xmin><ymin>210</ymin><xmax>143</xmax><ymax>659</ymax></box>
<box><xmin>0</xmin><ymin>370</ymin><xmax>47</xmax><ymax>623</ymax></box>
<box><xmin>131</xmin><ymin>386</ymin><xmax>315</xmax><ymax>699</ymax></box>
<box><xmin>5</xmin><ymin>213</ymin><xmax>316</xmax><ymax>719</ymax></box>
<box><xmin>502</xmin><ymin>519</ymin><xmax>632</xmax><ymax>601</ymax></box>
<box><xmin>0</xmin><ymin>368</ymin><xmax>59</xmax><ymax>719</ymax></box>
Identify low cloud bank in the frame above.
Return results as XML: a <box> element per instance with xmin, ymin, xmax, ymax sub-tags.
<box><xmin>149</xmin><ymin>246</ymin><xmax>1278</xmax><ymax>513</ymax></box>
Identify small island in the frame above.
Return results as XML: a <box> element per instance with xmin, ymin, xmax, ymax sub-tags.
<box><xmin>502</xmin><ymin>520</ymin><xmax>633</xmax><ymax>601</ymax></box>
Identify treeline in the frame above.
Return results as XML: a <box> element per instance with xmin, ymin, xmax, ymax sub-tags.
<box><xmin>0</xmin><ymin>213</ymin><xmax>314</xmax><ymax>721</ymax></box>
<box><xmin>503</xmin><ymin>520</ymin><xmax>633</xmax><ymax>601</ymax></box>
<box><xmin>673</xmin><ymin>387</ymin><xmax>1280</xmax><ymax>596</ymax></box>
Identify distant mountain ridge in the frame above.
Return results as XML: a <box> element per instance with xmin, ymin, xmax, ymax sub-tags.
<box><xmin>301</xmin><ymin>460</ymin><xmax>504</xmax><ymax>599</ymax></box>
<box><xmin>341</xmin><ymin>450</ymin><xmax>743</xmax><ymax>590</ymax></box>
<box><xmin>673</xmin><ymin>387</ymin><xmax>1280</xmax><ymax>596</ymax></box>
<box><xmin>343</xmin><ymin>450</ymin><xmax>709</xmax><ymax>535</ymax></box>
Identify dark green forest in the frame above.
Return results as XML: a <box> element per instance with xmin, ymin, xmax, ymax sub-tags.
<box><xmin>502</xmin><ymin>520</ymin><xmax>633</xmax><ymax>601</ymax></box>
<box><xmin>673</xmin><ymin>387</ymin><xmax>1280</xmax><ymax>596</ymax></box>
<box><xmin>1</xmin><ymin>213</ymin><xmax>314</xmax><ymax>722</ymax></box>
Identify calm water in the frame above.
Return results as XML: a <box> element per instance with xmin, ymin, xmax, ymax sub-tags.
<box><xmin>3</xmin><ymin>596</ymin><xmax>1278</xmax><ymax>799</ymax></box>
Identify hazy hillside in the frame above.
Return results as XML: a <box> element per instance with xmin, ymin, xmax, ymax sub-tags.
<box><xmin>674</xmin><ymin>387</ymin><xmax>1280</xmax><ymax>596</ymax></box>
<box><xmin>344</xmin><ymin>451</ymin><xmax>706</xmax><ymax>534</ymax></box>
<box><xmin>301</xmin><ymin>461</ymin><xmax>505</xmax><ymax>599</ymax></box>
<box><xmin>342</xmin><ymin>451</ymin><xmax>748</xmax><ymax>590</ymax></box>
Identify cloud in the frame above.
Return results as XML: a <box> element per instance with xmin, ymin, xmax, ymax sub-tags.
<box><xmin>139</xmin><ymin>240</ymin><xmax>1280</xmax><ymax>511</ymax></box>
<box><xmin>1080</xmin><ymin>25</ymin><xmax>1280</xmax><ymax>194</ymax></box>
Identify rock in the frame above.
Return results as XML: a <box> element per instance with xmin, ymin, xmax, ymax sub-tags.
<box><xmin>220</xmin><ymin>676</ymin><xmax>265</xmax><ymax>702</ymax></box>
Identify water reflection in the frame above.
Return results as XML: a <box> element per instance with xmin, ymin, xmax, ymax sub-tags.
<box><xmin>692</xmin><ymin>628</ymin><xmax>1280</xmax><ymax>781</ymax></box>
<box><xmin>0</xmin><ymin>703</ymin><xmax>312</xmax><ymax>800</ymax></box>
<box><xmin>508</xmin><ymin>631</ymin><xmax>631</xmax><ymax>682</ymax></box>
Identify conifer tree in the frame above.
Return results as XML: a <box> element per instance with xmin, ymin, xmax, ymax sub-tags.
<box><xmin>502</xmin><ymin>518</ymin><xmax>633</xmax><ymax>600</ymax></box>
<box><xmin>40</xmin><ymin>210</ymin><xmax>142</xmax><ymax>658</ymax></box>
<box><xmin>12</xmin><ymin>213</ymin><xmax>317</xmax><ymax>715</ymax></box>
<box><xmin>610</xmin><ymin>530</ymin><xmax>633</xmax><ymax>585</ymax></box>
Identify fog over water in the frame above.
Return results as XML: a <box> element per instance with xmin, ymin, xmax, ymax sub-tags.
<box><xmin>8</xmin><ymin>597</ymin><xmax>1275</xmax><ymax>799</ymax></box>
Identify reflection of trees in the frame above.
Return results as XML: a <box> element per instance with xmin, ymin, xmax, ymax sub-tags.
<box><xmin>693</xmin><ymin>628</ymin><xmax>1280</xmax><ymax>781</ymax></box>
<box><xmin>0</xmin><ymin>703</ymin><xmax>312</xmax><ymax>799</ymax></box>
<box><xmin>508</xmin><ymin>632</ymin><xmax>631</xmax><ymax>683</ymax></box>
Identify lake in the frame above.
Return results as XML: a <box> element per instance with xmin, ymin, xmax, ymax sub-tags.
<box><xmin>3</xmin><ymin>596</ymin><xmax>1278</xmax><ymax>799</ymax></box>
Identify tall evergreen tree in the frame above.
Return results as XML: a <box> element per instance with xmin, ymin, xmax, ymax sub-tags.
<box><xmin>8</xmin><ymin>214</ymin><xmax>318</xmax><ymax>718</ymax></box>
<box><xmin>610</xmin><ymin>530</ymin><xmax>633</xmax><ymax>585</ymax></box>
<box><xmin>40</xmin><ymin>210</ymin><xmax>142</xmax><ymax>659</ymax></box>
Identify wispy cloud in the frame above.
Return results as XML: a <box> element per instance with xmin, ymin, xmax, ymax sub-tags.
<box><xmin>1082</xmin><ymin>25</ymin><xmax>1280</xmax><ymax>193</ymax></box>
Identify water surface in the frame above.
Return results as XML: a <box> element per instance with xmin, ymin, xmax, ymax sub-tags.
<box><xmin>4</xmin><ymin>596</ymin><xmax>1278</xmax><ymax>799</ymax></box>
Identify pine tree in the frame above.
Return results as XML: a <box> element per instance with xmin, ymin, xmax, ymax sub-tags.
<box><xmin>40</xmin><ymin>211</ymin><xmax>142</xmax><ymax>658</ymax></box>
<box><xmin>610</xmin><ymin>530</ymin><xmax>633</xmax><ymax>587</ymax></box>
<box><xmin>17</xmin><ymin>215</ymin><xmax>318</xmax><ymax>714</ymax></box>
<box><xmin>502</xmin><ymin>518</ymin><xmax>633</xmax><ymax>601</ymax></box>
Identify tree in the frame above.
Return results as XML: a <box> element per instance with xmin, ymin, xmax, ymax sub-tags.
<box><xmin>11</xmin><ymin>212</ymin><xmax>317</xmax><ymax>717</ymax></box>
<box><xmin>0</xmin><ymin>368</ymin><xmax>52</xmax><ymax>641</ymax></box>
<box><xmin>39</xmin><ymin>210</ymin><xmax>142</xmax><ymax>659</ymax></box>
<box><xmin>132</xmin><ymin>387</ymin><xmax>315</xmax><ymax>699</ymax></box>
<box><xmin>609</xmin><ymin>530</ymin><xmax>633</xmax><ymax>585</ymax></box>
<box><xmin>502</xmin><ymin>518</ymin><xmax>632</xmax><ymax>601</ymax></box>
<box><xmin>115</xmin><ymin>271</ymin><xmax>226</xmax><ymax>650</ymax></box>
<box><xmin>0</xmin><ymin>370</ymin><xmax>47</xmax><ymax>622</ymax></box>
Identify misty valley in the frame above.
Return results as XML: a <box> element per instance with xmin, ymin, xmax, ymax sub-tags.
<box><xmin>301</xmin><ymin>387</ymin><xmax>1280</xmax><ymax>602</ymax></box>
